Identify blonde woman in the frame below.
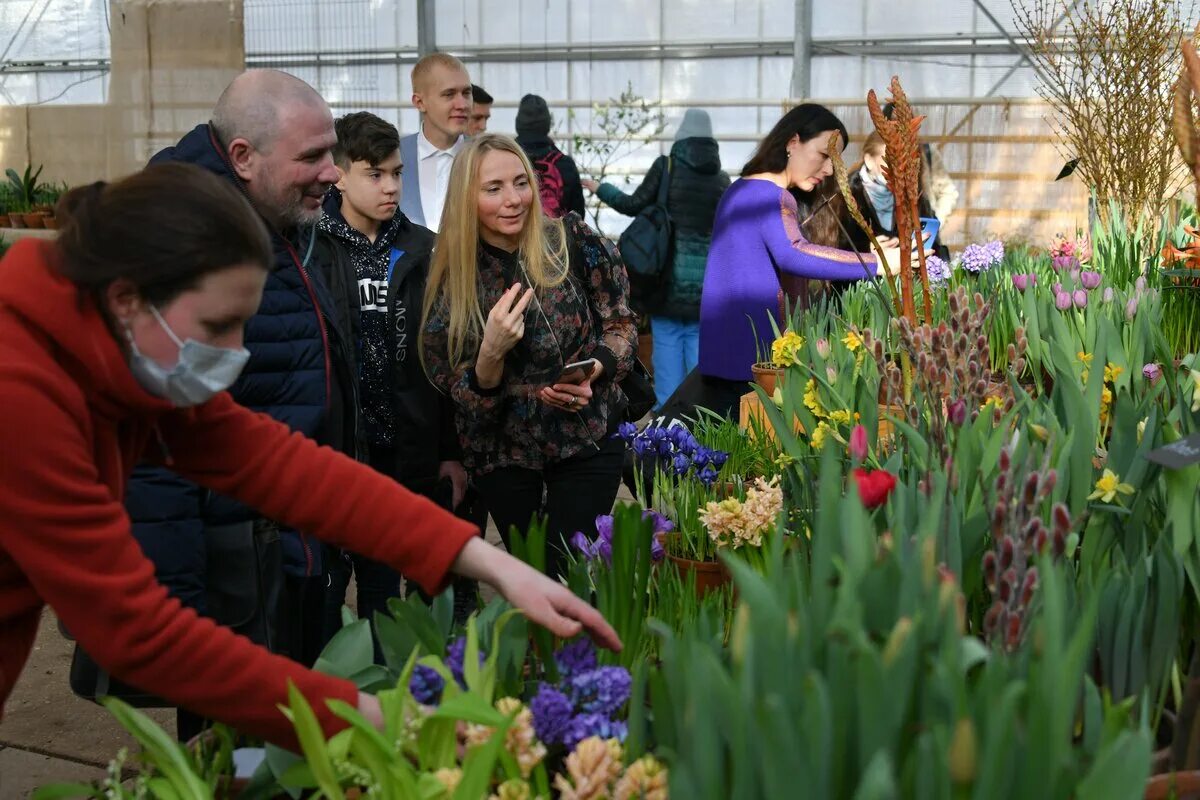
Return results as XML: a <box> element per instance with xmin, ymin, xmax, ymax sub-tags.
<box><xmin>422</xmin><ymin>133</ymin><xmax>636</xmax><ymax>577</ymax></box>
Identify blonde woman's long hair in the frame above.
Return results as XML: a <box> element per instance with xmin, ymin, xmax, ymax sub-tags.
<box><xmin>421</xmin><ymin>132</ymin><xmax>570</xmax><ymax>371</ymax></box>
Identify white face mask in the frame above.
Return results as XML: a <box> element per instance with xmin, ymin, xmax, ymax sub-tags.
<box><xmin>126</xmin><ymin>305</ymin><xmax>250</xmax><ymax>407</ymax></box>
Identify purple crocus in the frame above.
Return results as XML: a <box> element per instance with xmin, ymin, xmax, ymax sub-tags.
<box><xmin>563</xmin><ymin>714</ymin><xmax>628</xmax><ymax>749</ymax></box>
<box><xmin>643</xmin><ymin>510</ymin><xmax>675</xmax><ymax>535</ymax></box>
<box><xmin>555</xmin><ymin>638</ymin><xmax>598</xmax><ymax>679</ymax></box>
<box><xmin>1072</xmin><ymin>289</ymin><xmax>1088</xmax><ymax>309</ymax></box>
<box><xmin>530</xmin><ymin>684</ymin><xmax>574</xmax><ymax>745</ymax></box>
<box><xmin>1055</xmin><ymin>291</ymin><xmax>1073</xmax><ymax>311</ymax></box>
<box><xmin>571</xmin><ymin>530</ymin><xmax>598</xmax><ymax>560</ymax></box>
<box><xmin>1080</xmin><ymin>270</ymin><xmax>1102</xmax><ymax>290</ymax></box>
<box><xmin>595</xmin><ymin>515</ymin><xmax>614</xmax><ymax>542</ymax></box>
<box><xmin>568</xmin><ymin>667</ymin><xmax>633</xmax><ymax>717</ymax></box>
<box><xmin>409</xmin><ymin>664</ymin><xmax>445</xmax><ymax>706</ymax></box>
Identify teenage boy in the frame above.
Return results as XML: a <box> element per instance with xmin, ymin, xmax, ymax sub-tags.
<box><xmin>397</xmin><ymin>53</ymin><xmax>472</xmax><ymax>231</ymax></box>
<box><xmin>316</xmin><ymin>112</ymin><xmax>480</xmax><ymax>640</ymax></box>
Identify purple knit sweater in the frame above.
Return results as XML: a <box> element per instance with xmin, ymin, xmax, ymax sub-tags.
<box><xmin>698</xmin><ymin>178</ymin><xmax>878</xmax><ymax>381</ymax></box>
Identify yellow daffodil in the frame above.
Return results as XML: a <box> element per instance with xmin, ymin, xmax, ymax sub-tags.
<box><xmin>1077</xmin><ymin>351</ymin><xmax>1093</xmax><ymax>368</ymax></box>
<box><xmin>1137</xmin><ymin>417</ymin><xmax>1148</xmax><ymax>444</ymax></box>
<box><xmin>1099</xmin><ymin>385</ymin><xmax>1113</xmax><ymax>425</ymax></box>
<box><xmin>770</xmin><ymin>330</ymin><xmax>806</xmax><ymax>367</ymax></box>
<box><xmin>810</xmin><ymin>420</ymin><xmax>833</xmax><ymax>450</ymax></box>
<box><xmin>843</xmin><ymin>329</ymin><xmax>863</xmax><ymax>352</ymax></box>
<box><xmin>1191</xmin><ymin>369</ymin><xmax>1200</xmax><ymax>412</ymax></box>
<box><xmin>1087</xmin><ymin>468</ymin><xmax>1134</xmax><ymax>504</ymax></box>
<box><xmin>803</xmin><ymin>378</ymin><xmax>827</xmax><ymax>419</ymax></box>
<box><xmin>980</xmin><ymin>396</ymin><xmax>1003</xmax><ymax>411</ymax></box>
<box><xmin>829</xmin><ymin>409</ymin><xmax>852</xmax><ymax>426</ymax></box>
<box><xmin>1103</xmin><ymin>362</ymin><xmax>1124</xmax><ymax>384</ymax></box>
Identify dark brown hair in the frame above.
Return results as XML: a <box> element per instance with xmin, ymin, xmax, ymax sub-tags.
<box><xmin>332</xmin><ymin>111</ymin><xmax>401</xmax><ymax>169</ymax></box>
<box><xmin>55</xmin><ymin>162</ymin><xmax>272</xmax><ymax>308</ymax></box>
<box><xmin>742</xmin><ymin>103</ymin><xmax>850</xmax><ymax>177</ymax></box>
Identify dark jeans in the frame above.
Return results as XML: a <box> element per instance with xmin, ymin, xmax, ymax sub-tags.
<box><xmin>474</xmin><ymin>435</ymin><xmax>626</xmax><ymax>578</ymax></box>
<box><xmin>322</xmin><ymin>446</ymin><xmax>489</xmax><ymax>660</ymax></box>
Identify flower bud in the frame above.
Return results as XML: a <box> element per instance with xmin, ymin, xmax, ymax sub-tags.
<box><xmin>1080</xmin><ymin>270</ymin><xmax>1101</xmax><ymax>290</ymax></box>
<box><xmin>849</xmin><ymin>424</ymin><xmax>869</xmax><ymax>463</ymax></box>
<box><xmin>1143</xmin><ymin>362</ymin><xmax>1161</xmax><ymax>384</ymax></box>
<box><xmin>1073</xmin><ymin>289</ymin><xmax>1088</xmax><ymax>309</ymax></box>
<box><xmin>1125</xmin><ymin>296</ymin><xmax>1138</xmax><ymax>321</ymax></box>
<box><xmin>948</xmin><ymin>718</ymin><xmax>978</xmax><ymax>785</ymax></box>
<box><xmin>1055</xmin><ymin>291</ymin><xmax>1072</xmax><ymax>311</ymax></box>
<box><xmin>948</xmin><ymin>398</ymin><xmax>967</xmax><ymax>427</ymax></box>
<box><xmin>816</xmin><ymin>338</ymin><xmax>830</xmax><ymax>359</ymax></box>
<box><xmin>983</xmin><ymin>601</ymin><xmax>1004</xmax><ymax>634</ymax></box>
<box><xmin>982</xmin><ymin>550</ymin><xmax>998</xmax><ymax>590</ymax></box>
<box><xmin>1102</xmin><ymin>286</ymin><xmax>1114</xmax><ymax>303</ymax></box>
<box><xmin>1052</xmin><ymin>502</ymin><xmax>1072</xmax><ymax>534</ymax></box>
<box><xmin>882</xmin><ymin>616</ymin><xmax>913</xmax><ymax>666</ymax></box>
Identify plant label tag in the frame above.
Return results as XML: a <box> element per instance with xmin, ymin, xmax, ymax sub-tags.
<box><xmin>1146</xmin><ymin>433</ymin><xmax>1200</xmax><ymax>470</ymax></box>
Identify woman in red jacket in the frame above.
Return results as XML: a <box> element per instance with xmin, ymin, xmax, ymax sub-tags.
<box><xmin>0</xmin><ymin>163</ymin><xmax>618</xmax><ymax>750</ymax></box>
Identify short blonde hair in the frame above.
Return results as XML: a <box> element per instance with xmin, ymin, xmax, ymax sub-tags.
<box><xmin>411</xmin><ymin>53</ymin><xmax>469</xmax><ymax>93</ymax></box>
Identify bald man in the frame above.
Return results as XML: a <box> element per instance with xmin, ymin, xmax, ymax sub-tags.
<box><xmin>112</xmin><ymin>71</ymin><xmax>361</xmax><ymax>732</ymax></box>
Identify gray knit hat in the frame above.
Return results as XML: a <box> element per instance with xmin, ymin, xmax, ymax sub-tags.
<box><xmin>674</xmin><ymin>109</ymin><xmax>713</xmax><ymax>141</ymax></box>
<box><xmin>515</xmin><ymin>94</ymin><xmax>552</xmax><ymax>137</ymax></box>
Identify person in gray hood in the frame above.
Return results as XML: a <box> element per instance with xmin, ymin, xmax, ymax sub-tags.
<box><xmin>584</xmin><ymin>109</ymin><xmax>730</xmax><ymax>407</ymax></box>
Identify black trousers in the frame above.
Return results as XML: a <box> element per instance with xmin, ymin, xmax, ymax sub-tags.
<box><xmin>474</xmin><ymin>436</ymin><xmax>625</xmax><ymax>578</ymax></box>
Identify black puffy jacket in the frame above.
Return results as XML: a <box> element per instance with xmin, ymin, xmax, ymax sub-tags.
<box><xmin>597</xmin><ymin>137</ymin><xmax>730</xmax><ymax>320</ymax></box>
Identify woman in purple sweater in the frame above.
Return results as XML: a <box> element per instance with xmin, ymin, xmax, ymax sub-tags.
<box><xmin>697</xmin><ymin>104</ymin><xmax>908</xmax><ymax>413</ymax></box>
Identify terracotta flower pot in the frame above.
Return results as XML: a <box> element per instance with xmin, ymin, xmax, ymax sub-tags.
<box><xmin>751</xmin><ymin>364</ymin><xmax>784</xmax><ymax>396</ymax></box>
<box><xmin>1145</xmin><ymin>771</ymin><xmax>1200</xmax><ymax>800</ymax></box>
<box><xmin>8</xmin><ymin>214</ymin><xmax>26</xmax><ymax>229</ymax></box>
<box><xmin>41</xmin><ymin>215</ymin><xmax>58</xmax><ymax>230</ymax></box>
<box><xmin>0</xmin><ymin>214</ymin><xmax>9</xmax><ymax>227</ymax></box>
<box><xmin>21</xmin><ymin>212</ymin><xmax>45</xmax><ymax>229</ymax></box>
<box><xmin>663</xmin><ymin>534</ymin><xmax>730</xmax><ymax>599</ymax></box>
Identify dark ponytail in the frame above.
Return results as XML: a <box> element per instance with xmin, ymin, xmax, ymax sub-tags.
<box><xmin>56</xmin><ymin>162</ymin><xmax>272</xmax><ymax>307</ymax></box>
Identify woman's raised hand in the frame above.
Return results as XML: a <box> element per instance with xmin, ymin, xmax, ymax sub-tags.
<box><xmin>480</xmin><ymin>283</ymin><xmax>535</xmax><ymax>362</ymax></box>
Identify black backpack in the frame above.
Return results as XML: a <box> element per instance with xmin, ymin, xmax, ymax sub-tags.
<box><xmin>617</xmin><ymin>156</ymin><xmax>673</xmax><ymax>281</ymax></box>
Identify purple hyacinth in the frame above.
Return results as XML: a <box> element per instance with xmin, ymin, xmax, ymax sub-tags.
<box><xmin>569</xmin><ymin>667</ymin><xmax>633</xmax><ymax>717</ymax></box>
<box><xmin>924</xmin><ymin>254</ymin><xmax>951</xmax><ymax>286</ymax></box>
<box><xmin>530</xmin><ymin>684</ymin><xmax>574</xmax><ymax>745</ymax></box>
<box><xmin>960</xmin><ymin>240</ymin><xmax>1004</xmax><ymax>273</ymax></box>
<box><xmin>446</xmin><ymin>637</ymin><xmax>485</xmax><ymax>689</ymax></box>
<box><xmin>555</xmin><ymin>638</ymin><xmax>598</xmax><ymax>679</ymax></box>
<box><xmin>563</xmin><ymin>714</ymin><xmax>628</xmax><ymax>749</ymax></box>
<box><xmin>409</xmin><ymin>664</ymin><xmax>445</xmax><ymax>706</ymax></box>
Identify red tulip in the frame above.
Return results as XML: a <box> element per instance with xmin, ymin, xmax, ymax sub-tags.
<box><xmin>849</xmin><ymin>424</ymin><xmax>869</xmax><ymax>463</ymax></box>
<box><xmin>852</xmin><ymin>468</ymin><xmax>898</xmax><ymax>509</ymax></box>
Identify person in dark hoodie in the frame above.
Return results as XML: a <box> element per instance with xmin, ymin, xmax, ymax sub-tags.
<box><xmin>583</xmin><ymin>109</ymin><xmax>730</xmax><ymax>407</ymax></box>
<box><xmin>107</xmin><ymin>71</ymin><xmax>361</xmax><ymax>738</ymax></box>
<box><xmin>315</xmin><ymin>112</ymin><xmax>484</xmax><ymax>644</ymax></box>
<box><xmin>515</xmin><ymin>94</ymin><xmax>586</xmax><ymax>220</ymax></box>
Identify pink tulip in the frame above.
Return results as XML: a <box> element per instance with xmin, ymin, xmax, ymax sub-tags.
<box><xmin>1072</xmin><ymin>289</ymin><xmax>1088</xmax><ymax>308</ymax></box>
<box><xmin>1052</xmin><ymin>255</ymin><xmax>1077</xmax><ymax>272</ymax></box>
<box><xmin>849</xmin><ymin>424</ymin><xmax>869</xmax><ymax>463</ymax></box>
<box><xmin>1012</xmin><ymin>274</ymin><xmax>1035</xmax><ymax>291</ymax></box>
<box><xmin>1125</xmin><ymin>296</ymin><xmax>1138</xmax><ymax>321</ymax></box>
<box><xmin>1055</xmin><ymin>291</ymin><xmax>1072</xmax><ymax>310</ymax></box>
<box><xmin>1052</xmin><ymin>282</ymin><xmax>1063</xmax><ymax>295</ymax></box>
<box><xmin>816</xmin><ymin>338</ymin><xmax>831</xmax><ymax>359</ymax></box>
<box><xmin>1143</xmin><ymin>363</ymin><xmax>1162</xmax><ymax>384</ymax></box>
<box><xmin>1080</xmin><ymin>270</ymin><xmax>1101</xmax><ymax>290</ymax></box>
<box><xmin>1102</xmin><ymin>287</ymin><xmax>1114</xmax><ymax>303</ymax></box>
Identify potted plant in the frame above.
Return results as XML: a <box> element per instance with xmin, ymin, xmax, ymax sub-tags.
<box><xmin>6</xmin><ymin>164</ymin><xmax>46</xmax><ymax>229</ymax></box>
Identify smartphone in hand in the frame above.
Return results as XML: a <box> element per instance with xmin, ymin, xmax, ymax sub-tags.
<box><xmin>555</xmin><ymin>359</ymin><xmax>598</xmax><ymax>385</ymax></box>
<box><xmin>913</xmin><ymin>217</ymin><xmax>940</xmax><ymax>249</ymax></box>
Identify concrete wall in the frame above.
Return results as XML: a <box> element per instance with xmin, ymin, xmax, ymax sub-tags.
<box><xmin>0</xmin><ymin>0</ymin><xmax>244</xmax><ymax>187</ymax></box>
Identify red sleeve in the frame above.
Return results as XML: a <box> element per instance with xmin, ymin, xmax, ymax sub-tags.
<box><xmin>0</xmin><ymin>373</ymin><xmax>357</xmax><ymax>749</ymax></box>
<box><xmin>158</xmin><ymin>394</ymin><xmax>477</xmax><ymax>595</ymax></box>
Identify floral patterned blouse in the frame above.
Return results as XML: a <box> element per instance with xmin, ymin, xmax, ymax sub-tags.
<box><xmin>423</xmin><ymin>213</ymin><xmax>637</xmax><ymax>475</ymax></box>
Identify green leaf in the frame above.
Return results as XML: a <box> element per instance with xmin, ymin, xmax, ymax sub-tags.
<box><xmin>417</xmin><ymin>716</ymin><xmax>459</xmax><ymax>771</ymax></box>
<box><xmin>31</xmin><ymin>783</ymin><xmax>102</xmax><ymax>800</ymax></box>
<box><xmin>1074</xmin><ymin>730</ymin><xmax>1152</xmax><ymax>800</ymax></box>
<box><xmin>312</xmin><ymin>618</ymin><xmax>374</xmax><ymax>679</ymax></box>
<box><xmin>851</xmin><ymin>751</ymin><xmax>897</xmax><ymax>800</ymax></box>
<box><xmin>430</xmin><ymin>692</ymin><xmax>507</xmax><ymax>727</ymax></box>
<box><xmin>283</xmin><ymin>682</ymin><xmax>343</xmax><ymax>799</ymax></box>
<box><xmin>100</xmin><ymin>698</ymin><xmax>210</xmax><ymax>800</ymax></box>
<box><xmin>453</xmin><ymin>719</ymin><xmax>512</xmax><ymax>800</ymax></box>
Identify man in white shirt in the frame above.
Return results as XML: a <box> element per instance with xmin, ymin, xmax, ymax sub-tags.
<box><xmin>398</xmin><ymin>54</ymin><xmax>472</xmax><ymax>232</ymax></box>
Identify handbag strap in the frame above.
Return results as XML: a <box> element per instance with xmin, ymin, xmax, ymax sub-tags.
<box><xmin>655</xmin><ymin>156</ymin><xmax>672</xmax><ymax>207</ymax></box>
